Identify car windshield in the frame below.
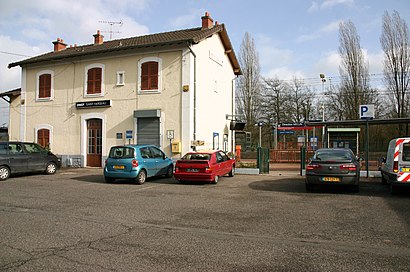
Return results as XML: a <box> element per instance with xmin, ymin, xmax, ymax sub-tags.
<box><xmin>313</xmin><ymin>149</ymin><xmax>353</xmax><ymax>162</ymax></box>
<box><xmin>109</xmin><ymin>147</ymin><xmax>135</xmax><ymax>159</ymax></box>
<box><xmin>182</xmin><ymin>153</ymin><xmax>211</xmax><ymax>160</ymax></box>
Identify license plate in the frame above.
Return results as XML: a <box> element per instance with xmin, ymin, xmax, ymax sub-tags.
<box><xmin>113</xmin><ymin>165</ymin><xmax>125</xmax><ymax>169</ymax></box>
<box><xmin>401</xmin><ymin>167</ymin><xmax>410</xmax><ymax>172</ymax></box>
<box><xmin>186</xmin><ymin>168</ymin><xmax>199</xmax><ymax>172</ymax></box>
<box><xmin>323</xmin><ymin>177</ymin><xmax>340</xmax><ymax>182</ymax></box>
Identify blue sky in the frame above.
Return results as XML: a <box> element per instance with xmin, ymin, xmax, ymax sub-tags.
<box><xmin>1</xmin><ymin>0</ymin><xmax>409</xmax><ymax>125</ymax></box>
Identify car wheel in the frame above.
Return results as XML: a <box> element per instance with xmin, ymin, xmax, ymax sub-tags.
<box><xmin>305</xmin><ymin>183</ymin><xmax>313</xmax><ymax>192</ymax></box>
<box><xmin>45</xmin><ymin>162</ymin><xmax>57</xmax><ymax>175</ymax></box>
<box><xmin>228</xmin><ymin>167</ymin><xmax>235</xmax><ymax>177</ymax></box>
<box><xmin>0</xmin><ymin>166</ymin><xmax>10</xmax><ymax>181</ymax></box>
<box><xmin>105</xmin><ymin>177</ymin><xmax>115</xmax><ymax>183</ymax></box>
<box><xmin>165</xmin><ymin>165</ymin><xmax>173</xmax><ymax>178</ymax></box>
<box><xmin>212</xmin><ymin>175</ymin><xmax>219</xmax><ymax>184</ymax></box>
<box><xmin>136</xmin><ymin>170</ymin><xmax>146</xmax><ymax>185</ymax></box>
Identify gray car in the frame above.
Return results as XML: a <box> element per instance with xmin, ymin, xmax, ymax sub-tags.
<box><xmin>305</xmin><ymin>148</ymin><xmax>360</xmax><ymax>192</ymax></box>
<box><xmin>0</xmin><ymin>141</ymin><xmax>61</xmax><ymax>181</ymax></box>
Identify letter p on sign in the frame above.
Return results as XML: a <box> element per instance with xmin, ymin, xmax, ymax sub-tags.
<box><xmin>360</xmin><ymin>104</ymin><xmax>375</xmax><ymax>120</ymax></box>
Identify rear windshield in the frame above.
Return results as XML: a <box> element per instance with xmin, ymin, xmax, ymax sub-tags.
<box><xmin>182</xmin><ymin>153</ymin><xmax>211</xmax><ymax>160</ymax></box>
<box><xmin>313</xmin><ymin>149</ymin><xmax>354</xmax><ymax>162</ymax></box>
<box><xmin>403</xmin><ymin>143</ymin><xmax>410</xmax><ymax>161</ymax></box>
<box><xmin>109</xmin><ymin>147</ymin><xmax>135</xmax><ymax>159</ymax></box>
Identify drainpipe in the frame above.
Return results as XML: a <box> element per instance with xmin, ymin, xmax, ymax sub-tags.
<box><xmin>231</xmin><ymin>76</ymin><xmax>237</xmax><ymax>154</ymax></box>
<box><xmin>187</xmin><ymin>43</ymin><xmax>197</xmax><ymax>145</ymax></box>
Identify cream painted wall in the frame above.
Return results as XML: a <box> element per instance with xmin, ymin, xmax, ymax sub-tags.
<box><xmin>9</xmin><ymin>32</ymin><xmax>237</xmax><ymax>165</ymax></box>
<box><xmin>191</xmin><ymin>34</ymin><xmax>236</xmax><ymax>152</ymax></box>
<box><xmin>11</xmin><ymin>50</ymin><xmax>183</xmax><ymax>162</ymax></box>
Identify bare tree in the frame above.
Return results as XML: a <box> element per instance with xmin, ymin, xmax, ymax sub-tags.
<box><xmin>260</xmin><ymin>78</ymin><xmax>289</xmax><ymax>124</ymax></box>
<box><xmin>287</xmin><ymin>77</ymin><xmax>314</xmax><ymax>123</ymax></box>
<box><xmin>236</xmin><ymin>32</ymin><xmax>262</xmax><ymax>130</ymax></box>
<box><xmin>338</xmin><ymin>20</ymin><xmax>378</xmax><ymax>120</ymax></box>
<box><xmin>380</xmin><ymin>10</ymin><xmax>410</xmax><ymax>122</ymax></box>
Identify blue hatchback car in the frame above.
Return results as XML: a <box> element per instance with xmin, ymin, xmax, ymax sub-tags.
<box><xmin>104</xmin><ymin>144</ymin><xmax>173</xmax><ymax>184</ymax></box>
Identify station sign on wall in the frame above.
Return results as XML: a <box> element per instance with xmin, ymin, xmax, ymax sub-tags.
<box><xmin>76</xmin><ymin>100</ymin><xmax>112</xmax><ymax>109</ymax></box>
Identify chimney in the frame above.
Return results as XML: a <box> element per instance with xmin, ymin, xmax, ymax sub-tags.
<box><xmin>52</xmin><ymin>38</ymin><xmax>67</xmax><ymax>52</ymax></box>
<box><xmin>93</xmin><ymin>30</ymin><xmax>104</xmax><ymax>45</ymax></box>
<box><xmin>201</xmin><ymin>12</ymin><xmax>214</xmax><ymax>29</ymax></box>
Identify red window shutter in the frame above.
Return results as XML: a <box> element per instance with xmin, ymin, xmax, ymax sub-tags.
<box><xmin>37</xmin><ymin>129</ymin><xmax>50</xmax><ymax>148</ymax></box>
<box><xmin>39</xmin><ymin>74</ymin><xmax>51</xmax><ymax>98</ymax></box>
<box><xmin>141</xmin><ymin>61</ymin><xmax>158</xmax><ymax>90</ymax></box>
<box><xmin>149</xmin><ymin>62</ymin><xmax>158</xmax><ymax>89</ymax></box>
<box><xmin>141</xmin><ymin>62</ymin><xmax>149</xmax><ymax>90</ymax></box>
<box><xmin>87</xmin><ymin>68</ymin><xmax>102</xmax><ymax>94</ymax></box>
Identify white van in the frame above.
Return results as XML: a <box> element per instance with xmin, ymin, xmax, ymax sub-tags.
<box><xmin>380</xmin><ymin>137</ymin><xmax>410</xmax><ymax>194</ymax></box>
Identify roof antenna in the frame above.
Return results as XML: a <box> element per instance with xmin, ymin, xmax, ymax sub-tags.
<box><xmin>99</xmin><ymin>20</ymin><xmax>123</xmax><ymax>40</ymax></box>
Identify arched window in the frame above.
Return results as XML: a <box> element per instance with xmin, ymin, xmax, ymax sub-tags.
<box><xmin>85</xmin><ymin>64</ymin><xmax>105</xmax><ymax>96</ymax></box>
<box><xmin>141</xmin><ymin>61</ymin><xmax>158</xmax><ymax>90</ymax></box>
<box><xmin>37</xmin><ymin>129</ymin><xmax>50</xmax><ymax>148</ymax></box>
<box><xmin>138</xmin><ymin>57</ymin><xmax>162</xmax><ymax>93</ymax></box>
<box><xmin>36</xmin><ymin>70</ymin><xmax>54</xmax><ymax>100</ymax></box>
<box><xmin>87</xmin><ymin>67</ymin><xmax>102</xmax><ymax>94</ymax></box>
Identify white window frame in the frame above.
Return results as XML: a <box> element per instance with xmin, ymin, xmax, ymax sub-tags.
<box><xmin>137</xmin><ymin>57</ymin><xmax>162</xmax><ymax>94</ymax></box>
<box><xmin>84</xmin><ymin>63</ymin><xmax>105</xmax><ymax>97</ymax></box>
<box><xmin>36</xmin><ymin>70</ymin><xmax>54</xmax><ymax>101</ymax></box>
<box><xmin>116</xmin><ymin>71</ymin><xmax>125</xmax><ymax>86</ymax></box>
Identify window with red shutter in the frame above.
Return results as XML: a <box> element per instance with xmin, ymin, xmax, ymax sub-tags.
<box><xmin>141</xmin><ymin>61</ymin><xmax>159</xmax><ymax>91</ymax></box>
<box><xmin>87</xmin><ymin>67</ymin><xmax>102</xmax><ymax>94</ymax></box>
<box><xmin>39</xmin><ymin>74</ymin><xmax>51</xmax><ymax>98</ymax></box>
<box><xmin>37</xmin><ymin>129</ymin><xmax>50</xmax><ymax>148</ymax></box>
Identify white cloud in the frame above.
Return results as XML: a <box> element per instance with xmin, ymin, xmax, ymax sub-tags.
<box><xmin>256</xmin><ymin>34</ymin><xmax>296</xmax><ymax>77</ymax></box>
<box><xmin>297</xmin><ymin>20</ymin><xmax>341</xmax><ymax>42</ymax></box>
<box><xmin>0</xmin><ymin>0</ymin><xmax>149</xmax><ymax>46</ymax></box>
<box><xmin>308</xmin><ymin>0</ymin><xmax>354</xmax><ymax>12</ymax></box>
<box><xmin>312</xmin><ymin>51</ymin><xmax>341</xmax><ymax>79</ymax></box>
<box><xmin>265</xmin><ymin>67</ymin><xmax>306</xmax><ymax>81</ymax></box>
<box><xmin>169</xmin><ymin>9</ymin><xmax>202</xmax><ymax>30</ymax></box>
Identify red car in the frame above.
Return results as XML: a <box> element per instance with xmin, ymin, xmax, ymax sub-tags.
<box><xmin>174</xmin><ymin>150</ymin><xmax>235</xmax><ymax>184</ymax></box>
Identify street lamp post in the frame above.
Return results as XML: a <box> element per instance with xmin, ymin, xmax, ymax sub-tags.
<box><xmin>320</xmin><ymin>74</ymin><xmax>326</xmax><ymax>148</ymax></box>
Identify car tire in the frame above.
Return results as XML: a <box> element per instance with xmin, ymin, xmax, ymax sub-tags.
<box><xmin>136</xmin><ymin>170</ymin><xmax>146</xmax><ymax>185</ymax></box>
<box><xmin>228</xmin><ymin>167</ymin><xmax>235</xmax><ymax>177</ymax></box>
<box><xmin>165</xmin><ymin>165</ymin><xmax>173</xmax><ymax>178</ymax></box>
<box><xmin>0</xmin><ymin>166</ymin><xmax>10</xmax><ymax>181</ymax></box>
<box><xmin>105</xmin><ymin>177</ymin><xmax>115</xmax><ymax>183</ymax></box>
<box><xmin>45</xmin><ymin>162</ymin><xmax>57</xmax><ymax>175</ymax></box>
<box><xmin>212</xmin><ymin>175</ymin><xmax>219</xmax><ymax>184</ymax></box>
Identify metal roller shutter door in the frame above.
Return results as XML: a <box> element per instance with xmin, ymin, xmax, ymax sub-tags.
<box><xmin>137</xmin><ymin>117</ymin><xmax>160</xmax><ymax>146</ymax></box>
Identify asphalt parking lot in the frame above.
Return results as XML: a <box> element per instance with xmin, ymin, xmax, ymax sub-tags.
<box><xmin>1</xmin><ymin>168</ymin><xmax>410</xmax><ymax>271</ymax></box>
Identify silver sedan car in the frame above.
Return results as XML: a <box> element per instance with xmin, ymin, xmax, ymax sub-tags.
<box><xmin>305</xmin><ymin>148</ymin><xmax>360</xmax><ymax>192</ymax></box>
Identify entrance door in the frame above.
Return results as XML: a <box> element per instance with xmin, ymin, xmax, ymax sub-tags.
<box><xmin>87</xmin><ymin>119</ymin><xmax>102</xmax><ymax>167</ymax></box>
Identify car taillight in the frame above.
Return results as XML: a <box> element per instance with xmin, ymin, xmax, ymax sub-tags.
<box><xmin>132</xmin><ymin>160</ymin><xmax>139</xmax><ymax>168</ymax></box>
<box><xmin>307</xmin><ymin>164</ymin><xmax>321</xmax><ymax>170</ymax></box>
<box><xmin>393</xmin><ymin>161</ymin><xmax>398</xmax><ymax>173</ymax></box>
<box><xmin>340</xmin><ymin>164</ymin><xmax>357</xmax><ymax>171</ymax></box>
